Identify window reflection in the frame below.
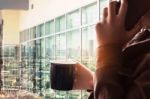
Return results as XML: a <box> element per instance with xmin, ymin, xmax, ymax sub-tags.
<box><xmin>68</xmin><ymin>90</ymin><xmax>81</xmax><ymax>99</ymax></box>
<box><xmin>30</xmin><ymin>27</ymin><xmax>36</xmax><ymax>39</ymax></box>
<box><xmin>37</xmin><ymin>24</ymin><xmax>44</xmax><ymax>37</ymax></box>
<box><xmin>82</xmin><ymin>26</ymin><xmax>96</xmax><ymax>71</ymax></box>
<box><xmin>82</xmin><ymin>3</ymin><xmax>98</xmax><ymax>25</ymax></box>
<box><xmin>19</xmin><ymin>1</ymin><xmax>101</xmax><ymax>98</ymax></box>
<box><xmin>3</xmin><ymin>45</ymin><xmax>19</xmax><ymax>90</ymax></box>
<box><xmin>40</xmin><ymin>39</ymin><xmax>45</xmax><ymax>94</ymax></box>
<box><xmin>45</xmin><ymin>36</ymin><xmax>55</xmax><ymax>97</ymax></box>
<box><xmin>55</xmin><ymin>16</ymin><xmax>65</xmax><ymax>32</ymax></box>
<box><xmin>45</xmin><ymin>20</ymin><xmax>54</xmax><ymax>35</ymax></box>
<box><xmin>55</xmin><ymin>33</ymin><xmax>66</xmax><ymax>60</ymax></box>
<box><xmin>45</xmin><ymin>36</ymin><xmax>55</xmax><ymax>60</ymax></box>
<box><xmin>66</xmin><ymin>29</ymin><xmax>81</xmax><ymax>61</ymax></box>
<box><xmin>67</xmin><ymin>10</ymin><xmax>80</xmax><ymax>29</ymax></box>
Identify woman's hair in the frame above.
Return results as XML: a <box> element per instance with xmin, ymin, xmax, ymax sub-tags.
<box><xmin>125</xmin><ymin>0</ymin><xmax>150</xmax><ymax>30</ymax></box>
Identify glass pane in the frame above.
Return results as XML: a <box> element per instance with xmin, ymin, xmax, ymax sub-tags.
<box><xmin>3</xmin><ymin>45</ymin><xmax>19</xmax><ymax>90</ymax></box>
<box><xmin>82</xmin><ymin>90</ymin><xmax>91</xmax><ymax>99</ymax></box>
<box><xmin>25</xmin><ymin>42</ymin><xmax>31</xmax><ymax>91</ymax></box>
<box><xmin>21</xmin><ymin>43</ymin><xmax>30</xmax><ymax>90</ymax></box>
<box><xmin>24</xmin><ymin>30</ymin><xmax>27</xmax><ymax>41</ymax></box>
<box><xmin>45</xmin><ymin>36</ymin><xmax>55</xmax><ymax>60</ymax></box>
<box><xmin>4</xmin><ymin>46</ymin><xmax>9</xmax><ymax>57</ymax></box>
<box><xmin>55</xmin><ymin>33</ymin><xmax>66</xmax><ymax>60</ymax></box>
<box><xmin>82</xmin><ymin>26</ymin><xmax>96</xmax><ymax>71</ymax></box>
<box><xmin>67</xmin><ymin>10</ymin><xmax>80</xmax><ymax>29</ymax></box>
<box><xmin>27</xmin><ymin>29</ymin><xmax>30</xmax><ymax>41</ymax></box>
<box><xmin>21</xmin><ymin>31</ymin><xmax>24</xmax><ymax>42</ymax></box>
<box><xmin>30</xmin><ymin>27</ymin><xmax>36</xmax><ymax>39</ymax></box>
<box><xmin>37</xmin><ymin>24</ymin><xmax>44</xmax><ymax>37</ymax></box>
<box><xmin>55</xmin><ymin>91</ymin><xmax>67</xmax><ymax>99</ymax></box>
<box><xmin>22</xmin><ymin>31</ymin><xmax>25</xmax><ymax>42</ymax></box>
<box><xmin>20</xmin><ymin>32</ymin><xmax>22</xmax><ymax>43</ymax></box>
<box><xmin>82</xmin><ymin>3</ymin><xmax>98</xmax><ymax>25</ymax></box>
<box><xmin>68</xmin><ymin>90</ymin><xmax>81</xmax><ymax>99</ymax></box>
<box><xmin>45</xmin><ymin>89</ymin><xmax>55</xmax><ymax>99</ymax></box>
<box><xmin>45</xmin><ymin>36</ymin><xmax>58</xmax><ymax>98</ymax></box>
<box><xmin>22</xmin><ymin>61</ymin><xmax>29</xmax><ymax>90</ymax></box>
<box><xmin>9</xmin><ymin>46</ymin><xmax>15</xmax><ymax>57</ymax></box>
<box><xmin>45</xmin><ymin>20</ymin><xmax>54</xmax><ymax>35</ymax></box>
<box><xmin>35</xmin><ymin>39</ymin><xmax>45</xmax><ymax>96</ymax></box>
<box><xmin>66</xmin><ymin>29</ymin><xmax>81</xmax><ymax>61</ymax></box>
<box><xmin>24</xmin><ymin>42</ymin><xmax>33</xmax><ymax>91</ymax></box>
<box><xmin>55</xmin><ymin>15</ymin><xmax>65</xmax><ymax>32</ymax></box>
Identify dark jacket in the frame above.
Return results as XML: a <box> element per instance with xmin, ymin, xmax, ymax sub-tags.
<box><xmin>89</xmin><ymin>29</ymin><xmax>150</xmax><ymax>99</ymax></box>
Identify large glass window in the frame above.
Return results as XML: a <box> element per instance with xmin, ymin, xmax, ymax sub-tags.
<box><xmin>37</xmin><ymin>24</ymin><xmax>44</xmax><ymax>37</ymax></box>
<box><xmin>82</xmin><ymin>26</ymin><xmax>96</xmax><ymax>71</ymax></box>
<box><xmin>81</xmin><ymin>90</ymin><xmax>91</xmax><ymax>99</ymax></box>
<box><xmin>4</xmin><ymin>46</ymin><xmax>9</xmax><ymax>57</ymax></box>
<box><xmin>68</xmin><ymin>90</ymin><xmax>81</xmax><ymax>99</ymax></box>
<box><xmin>55</xmin><ymin>33</ymin><xmax>66</xmax><ymax>60</ymax></box>
<box><xmin>54</xmin><ymin>91</ymin><xmax>67</xmax><ymax>99</ymax></box>
<box><xmin>30</xmin><ymin>27</ymin><xmax>36</xmax><ymax>39</ymax></box>
<box><xmin>67</xmin><ymin>10</ymin><xmax>80</xmax><ymax>29</ymax></box>
<box><xmin>55</xmin><ymin>15</ymin><xmax>65</xmax><ymax>32</ymax></box>
<box><xmin>19</xmin><ymin>1</ymin><xmax>101</xmax><ymax>98</ymax></box>
<box><xmin>21</xmin><ymin>43</ymin><xmax>28</xmax><ymax>91</ymax></box>
<box><xmin>20</xmin><ymin>31</ymin><xmax>25</xmax><ymax>42</ymax></box>
<box><xmin>3</xmin><ymin>46</ymin><xmax>15</xmax><ymax>57</ymax></box>
<box><xmin>45</xmin><ymin>20</ymin><xmax>55</xmax><ymax>35</ymax></box>
<box><xmin>35</xmin><ymin>39</ymin><xmax>45</xmax><ymax>96</ymax></box>
<box><xmin>66</xmin><ymin>29</ymin><xmax>81</xmax><ymax>61</ymax></box>
<box><xmin>3</xmin><ymin>45</ymin><xmax>19</xmax><ymax>90</ymax></box>
<box><xmin>20</xmin><ymin>29</ymin><xmax>30</xmax><ymax>42</ymax></box>
<box><xmin>82</xmin><ymin>3</ymin><xmax>98</xmax><ymax>25</ymax></box>
<box><xmin>20</xmin><ymin>31</ymin><xmax>23</xmax><ymax>43</ymax></box>
<box><xmin>27</xmin><ymin>41</ymin><xmax>36</xmax><ymax>91</ymax></box>
<box><xmin>9</xmin><ymin>46</ymin><xmax>15</xmax><ymax>57</ymax></box>
<box><xmin>45</xmin><ymin>36</ymin><xmax>55</xmax><ymax>91</ymax></box>
<box><xmin>45</xmin><ymin>36</ymin><xmax>55</xmax><ymax>60</ymax></box>
<box><xmin>45</xmin><ymin>36</ymin><xmax>56</xmax><ymax>98</ymax></box>
<box><xmin>24</xmin><ymin>30</ymin><xmax>27</xmax><ymax>42</ymax></box>
<box><xmin>21</xmin><ymin>44</ymin><xmax>27</xmax><ymax>62</ymax></box>
<box><xmin>26</xmin><ymin>29</ymin><xmax>30</xmax><ymax>41</ymax></box>
<box><xmin>25</xmin><ymin>42</ymin><xmax>32</xmax><ymax>91</ymax></box>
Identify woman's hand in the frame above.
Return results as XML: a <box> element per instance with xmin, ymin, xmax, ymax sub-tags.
<box><xmin>73</xmin><ymin>62</ymin><xmax>94</xmax><ymax>90</ymax></box>
<box><xmin>96</xmin><ymin>0</ymin><xmax>142</xmax><ymax>47</ymax></box>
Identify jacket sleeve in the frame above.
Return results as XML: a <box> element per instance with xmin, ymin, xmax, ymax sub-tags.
<box><xmin>94</xmin><ymin>45</ymin><xmax>125</xmax><ymax>99</ymax></box>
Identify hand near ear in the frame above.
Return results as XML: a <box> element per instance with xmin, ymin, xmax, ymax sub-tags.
<box><xmin>96</xmin><ymin>0</ymin><xmax>142</xmax><ymax>47</ymax></box>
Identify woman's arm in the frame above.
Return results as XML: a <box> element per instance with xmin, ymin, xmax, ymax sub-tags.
<box><xmin>94</xmin><ymin>0</ymin><xmax>141</xmax><ymax>98</ymax></box>
<box><xmin>95</xmin><ymin>45</ymin><xmax>124</xmax><ymax>99</ymax></box>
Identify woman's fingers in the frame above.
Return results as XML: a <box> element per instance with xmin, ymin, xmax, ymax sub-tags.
<box><xmin>119</xmin><ymin>0</ymin><xmax>128</xmax><ymax>20</ymax></box>
<box><xmin>102</xmin><ymin>7</ymin><xmax>108</xmax><ymax>22</ymax></box>
<box><xmin>108</xmin><ymin>0</ymin><xmax>117</xmax><ymax>20</ymax></box>
<box><xmin>96</xmin><ymin>22</ymin><xmax>103</xmax><ymax>36</ymax></box>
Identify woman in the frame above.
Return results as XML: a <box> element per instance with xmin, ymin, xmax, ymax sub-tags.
<box><xmin>74</xmin><ymin>0</ymin><xmax>150</xmax><ymax>99</ymax></box>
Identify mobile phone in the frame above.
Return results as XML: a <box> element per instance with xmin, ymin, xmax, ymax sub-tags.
<box><xmin>117</xmin><ymin>0</ymin><xmax>150</xmax><ymax>30</ymax></box>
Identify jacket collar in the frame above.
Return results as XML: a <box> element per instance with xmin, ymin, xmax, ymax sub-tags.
<box><xmin>122</xmin><ymin>29</ymin><xmax>150</xmax><ymax>59</ymax></box>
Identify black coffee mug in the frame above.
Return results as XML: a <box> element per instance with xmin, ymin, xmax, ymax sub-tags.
<box><xmin>50</xmin><ymin>62</ymin><xmax>76</xmax><ymax>91</ymax></box>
